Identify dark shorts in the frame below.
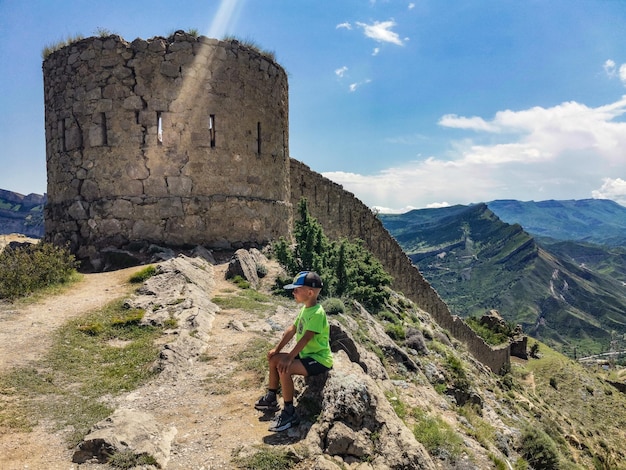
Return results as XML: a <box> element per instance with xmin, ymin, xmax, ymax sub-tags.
<box><xmin>299</xmin><ymin>356</ymin><xmax>331</xmax><ymax>376</ymax></box>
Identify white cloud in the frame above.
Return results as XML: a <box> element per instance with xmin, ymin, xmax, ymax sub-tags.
<box><xmin>335</xmin><ymin>66</ymin><xmax>348</xmax><ymax>78</ymax></box>
<box><xmin>408</xmin><ymin>3</ymin><xmax>416</xmax><ymax>10</ymax></box>
<box><xmin>592</xmin><ymin>178</ymin><xmax>626</xmax><ymax>206</ymax></box>
<box><xmin>372</xmin><ymin>205</ymin><xmax>419</xmax><ymax>214</ymax></box>
<box><xmin>604</xmin><ymin>59</ymin><xmax>626</xmax><ymax>87</ymax></box>
<box><xmin>439</xmin><ymin>114</ymin><xmax>500</xmax><ymax>132</ymax></box>
<box><xmin>322</xmin><ymin>97</ymin><xmax>626</xmax><ymax>210</ymax></box>
<box><xmin>620</xmin><ymin>64</ymin><xmax>626</xmax><ymax>86</ymax></box>
<box><xmin>336</xmin><ymin>22</ymin><xmax>352</xmax><ymax>30</ymax></box>
<box><xmin>356</xmin><ymin>20</ymin><xmax>404</xmax><ymax>46</ymax></box>
<box><xmin>372</xmin><ymin>47</ymin><xmax>380</xmax><ymax>56</ymax></box>
<box><xmin>348</xmin><ymin>79</ymin><xmax>371</xmax><ymax>92</ymax></box>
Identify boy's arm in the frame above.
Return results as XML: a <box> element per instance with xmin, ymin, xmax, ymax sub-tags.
<box><xmin>277</xmin><ymin>330</ymin><xmax>316</xmax><ymax>373</ymax></box>
<box><xmin>268</xmin><ymin>324</ymin><xmax>297</xmax><ymax>358</ymax></box>
<box><xmin>287</xmin><ymin>330</ymin><xmax>315</xmax><ymax>360</ymax></box>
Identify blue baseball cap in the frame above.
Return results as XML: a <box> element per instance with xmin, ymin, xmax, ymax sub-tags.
<box><xmin>283</xmin><ymin>271</ymin><xmax>323</xmax><ymax>289</ymax></box>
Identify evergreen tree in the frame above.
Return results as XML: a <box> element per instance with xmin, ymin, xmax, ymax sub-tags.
<box><xmin>274</xmin><ymin>198</ymin><xmax>392</xmax><ymax>311</ymax></box>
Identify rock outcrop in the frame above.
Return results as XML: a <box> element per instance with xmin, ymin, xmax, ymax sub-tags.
<box><xmin>71</xmin><ymin>251</ymin><xmax>441</xmax><ymax>468</ymax></box>
<box><xmin>298</xmin><ymin>351</ymin><xmax>436</xmax><ymax>469</ymax></box>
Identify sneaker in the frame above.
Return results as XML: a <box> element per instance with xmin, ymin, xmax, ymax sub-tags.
<box><xmin>268</xmin><ymin>409</ymin><xmax>300</xmax><ymax>432</ymax></box>
<box><xmin>254</xmin><ymin>393</ymin><xmax>279</xmax><ymax>412</ymax></box>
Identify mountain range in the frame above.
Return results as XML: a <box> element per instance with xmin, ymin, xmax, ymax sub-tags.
<box><xmin>487</xmin><ymin>198</ymin><xmax>626</xmax><ymax>246</ymax></box>
<box><xmin>379</xmin><ymin>199</ymin><xmax>626</xmax><ymax>358</ymax></box>
<box><xmin>0</xmin><ymin>189</ymin><xmax>45</xmax><ymax>238</ymax></box>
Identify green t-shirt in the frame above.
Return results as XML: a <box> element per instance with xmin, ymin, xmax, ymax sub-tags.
<box><xmin>294</xmin><ymin>303</ymin><xmax>333</xmax><ymax>368</ymax></box>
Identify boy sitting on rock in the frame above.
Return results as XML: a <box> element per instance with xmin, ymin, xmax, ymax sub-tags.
<box><xmin>255</xmin><ymin>271</ymin><xmax>333</xmax><ymax>432</ymax></box>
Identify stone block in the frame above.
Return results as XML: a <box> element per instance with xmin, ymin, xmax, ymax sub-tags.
<box><xmin>166</xmin><ymin>176</ymin><xmax>193</xmax><ymax>196</ymax></box>
<box><xmin>65</xmin><ymin>126</ymin><xmax>83</xmax><ymax>151</ymax></box>
<box><xmin>160</xmin><ymin>62</ymin><xmax>180</xmax><ymax>78</ymax></box>
<box><xmin>122</xmin><ymin>95</ymin><xmax>144</xmax><ymax>110</ymax></box>
<box><xmin>88</xmin><ymin>125</ymin><xmax>106</xmax><ymax>147</ymax></box>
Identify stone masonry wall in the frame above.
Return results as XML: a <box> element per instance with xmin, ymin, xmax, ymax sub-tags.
<box><xmin>43</xmin><ymin>32</ymin><xmax>291</xmax><ymax>269</ymax></box>
<box><xmin>42</xmin><ymin>32</ymin><xmax>510</xmax><ymax>372</ymax></box>
<box><xmin>289</xmin><ymin>159</ymin><xmax>511</xmax><ymax>373</ymax></box>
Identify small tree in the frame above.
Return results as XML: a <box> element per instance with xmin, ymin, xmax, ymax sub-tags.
<box><xmin>274</xmin><ymin>198</ymin><xmax>392</xmax><ymax>310</ymax></box>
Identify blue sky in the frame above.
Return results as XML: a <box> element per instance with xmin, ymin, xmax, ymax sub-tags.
<box><xmin>1</xmin><ymin>0</ymin><xmax>626</xmax><ymax>211</ymax></box>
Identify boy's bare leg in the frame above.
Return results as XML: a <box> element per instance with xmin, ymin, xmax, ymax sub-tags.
<box><xmin>269</xmin><ymin>353</ymin><xmax>308</xmax><ymax>402</ymax></box>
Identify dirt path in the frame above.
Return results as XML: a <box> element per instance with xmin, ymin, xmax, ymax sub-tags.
<box><xmin>0</xmin><ymin>262</ymin><xmax>297</xmax><ymax>470</ymax></box>
<box><xmin>0</xmin><ymin>266</ymin><xmax>149</xmax><ymax>470</ymax></box>
<box><xmin>0</xmin><ymin>266</ymin><xmax>144</xmax><ymax>373</ymax></box>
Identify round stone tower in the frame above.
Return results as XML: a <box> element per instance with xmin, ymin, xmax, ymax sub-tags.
<box><xmin>43</xmin><ymin>31</ymin><xmax>291</xmax><ymax>268</ymax></box>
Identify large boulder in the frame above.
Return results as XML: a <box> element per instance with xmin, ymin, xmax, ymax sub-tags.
<box><xmin>124</xmin><ymin>255</ymin><xmax>219</xmax><ymax>378</ymax></box>
<box><xmin>72</xmin><ymin>409</ymin><xmax>177</xmax><ymax>467</ymax></box>
<box><xmin>225</xmin><ymin>248</ymin><xmax>269</xmax><ymax>288</ymax></box>
<box><xmin>298</xmin><ymin>351</ymin><xmax>436</xmax><ymax>470</ymax></box>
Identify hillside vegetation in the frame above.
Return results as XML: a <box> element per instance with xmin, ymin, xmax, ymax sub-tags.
<box><xmin>379</xmin><ymin>204</ymin><xmax>626</xmax><ymax>358</ymax></box>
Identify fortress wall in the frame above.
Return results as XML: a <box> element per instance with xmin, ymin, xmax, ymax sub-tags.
<box><xmin>43</xmin><ymin>33</ymin><xmax>291</xmax><ymax>267</ymax></box>
<box><xmin>290</xmin><ymin>159</ymin><xmax>511</xmax><ymax>373</ymax></box>
<box><xmin>42</xmin><ymin>32</ymin><xmax>511</xmax><ymax>372</ymax></box>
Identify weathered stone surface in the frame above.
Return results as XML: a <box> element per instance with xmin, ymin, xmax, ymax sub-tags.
<box><xmin>300</xmin><ymin>351</ymin><xmax>436</xmax><ymax>470</ymax></box>
<box><xmin>44</xmin><ymin>33</ymin><xmax>291</xmax><ymax>265</ymax></box>
<box><xmin>225</xmin><ymin>248</ymin><xmax>268</xmax><ymax>288</ymax></box>
<box><xmin>406</xmin><ymin>327</ymin><xmax>429</xmax><ymax>355</ymax></box>
<box><xmin>72</xmin><ymin>409</ymin><xmax>176</xmax><ymax>467</ymax></box>
<box><xmin>329</xmin><ymin>318</ymin><xmax>388</xmax><ymax>380</ymax></box>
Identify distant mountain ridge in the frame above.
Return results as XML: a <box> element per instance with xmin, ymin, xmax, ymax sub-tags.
<box><xmin>487</xmin><ymin>198</ymin><xmax>626</xmax><ymax>246</ymax></box>
<box><xmin>379</xmin><ymin>201</ymin><xmax>626</xmax><ymax>357</ymax></box>
<box><xmin>0</xmin><ymin>189</ymin><xmax>45</xmax><ymax>238</ymax></box>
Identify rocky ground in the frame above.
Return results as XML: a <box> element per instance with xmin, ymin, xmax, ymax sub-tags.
<box><xmin>0</xmin><ymin>255</ymin><xmax>298</xmax><ymax>470</ymax></box>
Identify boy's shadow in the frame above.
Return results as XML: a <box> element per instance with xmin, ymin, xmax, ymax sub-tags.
<box><xmin>257</xmin><ymin>409</ymin><xmax>303</xmax><ymax>445</ymax></box>
<box><xmin>257</xmin><ymin>410</ymin><xmax>276</xmax><ymax>422</ymax></box>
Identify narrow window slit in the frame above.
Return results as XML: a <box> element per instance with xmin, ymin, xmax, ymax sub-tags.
<box><xmin>257</xmin><ymin>121</ymin><xmax>261</xmax><ymax>155</ymax></box>
<box><xmin>100</xmin><ymin>112</ymin><xmax>108</xmax><ymax>146</ymax></box>
<box><xmin>157</xmin><ymin>112</ymin><xmax>163</xmax><ymax>144</ymax></box>
<box><xmin>61</xmin><ymin>120</ymin><xmax>66</xmax><ymax>152</ymax></box>
<box><xmin>209</xmin><ymin>114</ymin><xmax>216</xmax><ymax>148</ymax></box>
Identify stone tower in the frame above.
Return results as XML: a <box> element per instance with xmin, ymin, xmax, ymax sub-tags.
<box><xmin>43</xmin><ymin>32</ymin><xmax>291</xmax><ymax>268</ymax></box>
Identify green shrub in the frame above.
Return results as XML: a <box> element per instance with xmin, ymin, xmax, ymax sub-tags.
<box><xmin>322</xmin><ymin>298</ymin><xmax>345</xmax><ymax>315</ymax></box>
<box><xmin>519</xmin><ymin>426</ymin><xmax>560</xmax><ymax>470</ymax></box>
<box><xmin>110</xmin><ymin>309</ymin><xmax>145</xmax><ymax>327</ymax></box>
<box><xmin>377</xmin><ymin>310</ymin><xmax>397</xmax><ymax>322</ymax></box>
<box><xmin>412</xmin><ymin>407</ymin><xmax>464</xmax><ymax>460</ymax></box>
<box><xmin>129</xmin><ymin>265</ymin><xmax>156</xmax><ymax>283</ymax></box>
<box><xmin>465</xmin><ymin>316</ymin><xmax>510</xmax><ymax>345</ymax></box>
<box><xmin>385</xmin><ymin>323</ymin><xmax>406</xmax><ymax>341</ymax></box>
<box><xmin>549</xmin><ymin>377</ymin><xmax>558</xmax><ymax>390</ymax></box>
<box><xmin>230</xmin><ymin>275</ymin><xmax>250</xmax><ymax>289</ymax></box>
<box><xmin>256</xmin><ymin>263</ymin><xmax>268</xmax><ymax>278</ymax></box>
<box><xmin>108</xmin><ymin>450</ymin><xmax>158</xmax><ymax>469</ymax></box>
<box><xmin>232</xmin><ymin>445</ymin><xmax>295</xmax><ymax>470</ymax></box>
<box><xmin>0</xmin><ymin>242</ymin><xmax>78</xmax><ymax>300</ymax></box>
